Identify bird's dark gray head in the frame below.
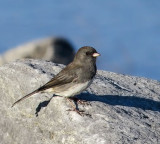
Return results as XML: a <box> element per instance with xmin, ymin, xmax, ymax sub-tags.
<box><xmin>74</xmin><ymin>46</ymin><xmax>100</xmax><ymax>64</ymax></box>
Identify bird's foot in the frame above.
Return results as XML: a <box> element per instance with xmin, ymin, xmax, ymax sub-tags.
<box><xmin>67</xmin><ymin>108</ymin><xmax>85</xmax><ymax>116</ymax></box>
<box><xmin>69</xmin><ymin>97</ymin><xmax>90</xmax><ymax>106</ymax></box>
<box><xmin>66</xmin><ymin>98</ymin><xmax>91</xmax><ymax>116</ymax></box>
<box><xmin>67</xmin><ymin>108</ymin><xmax>91</xmax><ymax>117</ymax></box>
<box><xmin>77</xmin><ymin>99</ymin><xmax>91</xmax><ymax>106</ymax></box>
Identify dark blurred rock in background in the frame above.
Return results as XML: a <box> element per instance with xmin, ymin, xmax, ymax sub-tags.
<box><xmin>0</xmin><ymin>37</ymin><xmax>75</xmax><ymax>65</ymax></box>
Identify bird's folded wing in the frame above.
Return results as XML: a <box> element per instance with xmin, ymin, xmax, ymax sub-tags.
<box><xmin>37</xmin><ymin>64</ymin><xmax>80</xmax><ymax>91</ymax></box>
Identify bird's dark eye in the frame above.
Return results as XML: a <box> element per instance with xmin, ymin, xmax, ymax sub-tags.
<box><xmin>86</xmin><ymin>51</ymin><xmax>91</xmax><ymax>55</ymax></box>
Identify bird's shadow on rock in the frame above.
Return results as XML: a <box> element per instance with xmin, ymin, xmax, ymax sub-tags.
<box><xmin>35</xmin><ymin>98</ymin><xmax>52</xmax><ymax>117</ymax></box>
<box><xmin>77</xmin><ymin>93</ymin><xmax>160</xmax><ymax>112</ymax></box>
<box><xmin>35</xmin><ymin>93</ymin><xmax>160</xmax><ymax>116</ymax></box>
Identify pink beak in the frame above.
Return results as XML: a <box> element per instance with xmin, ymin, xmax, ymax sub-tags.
<box><xmin>92</xmin><ymin>52</ymin><xmax>100</xmax><ymax>57</ymax></box>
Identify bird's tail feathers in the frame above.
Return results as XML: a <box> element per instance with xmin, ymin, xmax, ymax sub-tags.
<box><xmin>11</xmin><ymin>89</ymin><xmax>39</xmax><ymax>107</ymax></box>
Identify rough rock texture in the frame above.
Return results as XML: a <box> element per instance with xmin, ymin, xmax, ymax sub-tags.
<box><xmin>0</xmin><ymin>37</ymin><xmax>75</xmax><ymax>65</ymax></box>
<box><xmin>0</xmin><ymin>59</ymin><xmax>160</xmax><ymax>144</ymax></box>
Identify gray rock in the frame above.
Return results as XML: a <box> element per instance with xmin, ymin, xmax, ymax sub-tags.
<box><xmin>0</xmin><ymin>37</ymin><xmax>75</xmax><ymax>66</ymax></box>
<box><xmin>0</xmin><ymin>59</ymin><xmax>160</xmax><ymax>144</ymax></box>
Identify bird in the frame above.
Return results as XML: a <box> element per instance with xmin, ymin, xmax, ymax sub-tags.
<box><xmin>12</xmin><ymin>46</ymin><xmax>100</xmax><ymax>114</ymax></box>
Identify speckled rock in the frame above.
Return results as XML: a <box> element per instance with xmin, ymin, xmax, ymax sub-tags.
<box><xmin>0</xmin><ymin>59</ymin><xmax>160</xmax><ymax>144</ymax></box>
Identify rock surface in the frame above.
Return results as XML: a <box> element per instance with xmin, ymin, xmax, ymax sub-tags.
<box><xmin>0</xmin><ymin>37</ymin><xmax>75</xmax><ymax>65</ymax></box>
<box><xmin>0</xmin><ymin>59</ymin><xmax>160</xmax><ymax>144</ymax></box>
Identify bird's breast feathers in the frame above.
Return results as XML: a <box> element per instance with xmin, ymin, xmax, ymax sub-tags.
<box><xmin>45</xmin><ymin>80</ymin><xmax>93</xmax><ymax>97</ymax></box>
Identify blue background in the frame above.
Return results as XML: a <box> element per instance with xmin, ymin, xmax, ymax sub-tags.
<box><xmin>0</xmin><ymin>0</ymin><xmax>160</xmax><ymax>80</ymax></box>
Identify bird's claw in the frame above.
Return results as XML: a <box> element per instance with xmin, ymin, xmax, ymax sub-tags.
<box><xmin>76</xmin><ymin>99</ymin><xmax>91</xmax><ymax>106</ymax></box>
<box><xmin>67</xmin><ymin>108</ymin><xmax>85</xmax><ymax>116</ymax></box>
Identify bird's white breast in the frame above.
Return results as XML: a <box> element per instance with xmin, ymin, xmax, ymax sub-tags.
<box><xmin>54</xmin><ymin>80</ymin><xmax>92</xmax><ymax>97</ymax></box>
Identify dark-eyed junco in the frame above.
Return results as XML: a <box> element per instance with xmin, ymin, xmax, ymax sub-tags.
<box><xmin>12</xmin><ymin>46</ymin><xmax>100</xmax><ymax>114</ymax></box>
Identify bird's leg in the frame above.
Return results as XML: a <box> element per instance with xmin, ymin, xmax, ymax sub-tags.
<box><xmin>77</xmin><ymin>99</ymin><xmax>90</xmax><ymax>106</ymax></box>
<box><xmin>69</xmin><ymin>97</ymin><xmax>90</xmax><ymax>106</ymax></box>
<box><xmin>66</xmin><ymin>98</ymin><xmax>85</xmax><ymax>116</ymax></box>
